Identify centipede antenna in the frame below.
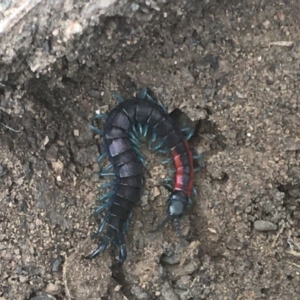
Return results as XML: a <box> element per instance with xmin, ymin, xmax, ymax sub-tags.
<box><xmin>113</xmin><ymin>92</ymin><xmax>124</xmax><ymax>103</ymax></box>
<box><xmin>97</xmin><ymin>152</ymin><xmax>108</xmax><ymax>165</ymax></box>
<box><xmin>173</xmin><ymin>218</ymin><xmax>183</xmax><ymax>239</ymax></box>
<box><xmin>88</xmin><ymin>124</ymin><xmax>104</xmax><ymax>136</ymax></box>
<box><xmin>153</xmin><ymin>215</ymin><xmax>171</xmax><ymax>232</ymax></box>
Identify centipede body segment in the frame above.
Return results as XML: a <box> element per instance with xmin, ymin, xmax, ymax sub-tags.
<box><xmin>87</xmin><ymin>89</ymin><xmax>197</xmax><ymax>265</ymax></box>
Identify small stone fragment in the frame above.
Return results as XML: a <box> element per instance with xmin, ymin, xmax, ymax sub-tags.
<box><xmin>254</xmin><ymin>220</ymin><xmax>277</xmax><ymax>231</ymax></box>
<box><xmin>45</xmin><ymin>282</ymin><xmax>60</xmax><ymax>295</ymax></box>
<box><xmin>152</xmin><ymin>186</ymin><xmax>160</xmax><ymax>198</ymax></box>
<box><xmin>0</xmin><ymin>164</ymin><xmax>5</xmax><ymax>176</ymax></box>
<box><xmin>1</xmin><ymin>0</ymin><xmax>11</xmax><ymax>11</ymax></box>
<box><xmin>52</xmin><ymin>255</ymin><xmax>64</xmax><ymax>272</ymax></box>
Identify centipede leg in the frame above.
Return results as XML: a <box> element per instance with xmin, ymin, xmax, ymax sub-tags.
<box><xmin>90</xmin><ymin>211</ymin><xmax>110</xmax><ymax>239</ymax></box>
<box><xmin>192</xmin><ymin>186</ymin><xmax>197</xmax><ymax>196</ymax></box>
<box><xmin>86</xmin><ymin>236</ymin><xmax>110</xmax><ymax>259</ymax></box>
<box><xmin>113</xmin><ymin>92</ymin><xmax>124</xmax><ymax>103</ymax></box>
<box><xmin>93</xmin><ymin>114</ymin><xmax>108</xmax><ymax>120</ymax></box>
<box><xmin>93</xmin><ymin>201</ymin><xmax>111</xmax><ymax>216</ymax></box>
<box><xmin>129</xmin><ymin>131</ymin><xmax>140</xmax><ymax>147</ymax></box>
<box><xmin>161</xmin><ymin>157</ymin><xmax>173</xmax><ymax>164</ymax></box>
<box><xmin>145</xmin><ymin>92</ymin><xmax>168</xmax><ymax>113</ymax></box>
<box><xmin>193</xmin><ymin>153</ymin><xmax>204</xmax><ymax>170</ymax></box>
<box><xmin>194</xmin><ymin>165</ymin><xmax>201</xmax><ymax>172</ymax></box>
<box><xmin>132</xmin><ymin>145</ymin><xmax>146</xmax><ymax>166</ymax></box>
<box><xmin>162</xmin><ymin>183</ymin><xmax>173</xmax><ymax>191</ymax></box>
<box><xmin>102</xmin><ymin>164</ymin><xmax>113</xmax><ymax>172</ymax></box>
<box><xmin>132</xmin><ymin>123</ymin><xmax>140</xmax><ymax>138</ymax></box>
<box><xmin>122</xmin><ymin>212</ymin><xmax>132</xmax><ymax>234</ymax></box>
<box><xmin>181</xmin><ymin>127</ymin><xmax>194</xmax><ymax>140</ymax></box>
<box><xmin>157</xmin><ymin>148</ymin><xmax>169</xmax><ymax>154</ymax></box>
<box><xmin>173</xmin><ymin>218</ymin><xmax>183</xmax><ymax>238</ymax></box>
<box><xmin>151</xmin><ymin>139</ymin><xmax>164</xmax><ymax>151</ymax></box>
<box><xmin>117</xmin><ymin>235</ymin><xmax>127</xmax><ymax>266</ymax></box>
<box><xmin>137</xmin><ymin>123</ymin><xmax>144</xmax><ymax>136</ymax></box>
<box><xmin>149</xmin><ymin>132</ymin><xmax>157</xmax><ymax>145</ymax></box>
<box><xmin>99</xmin><ymin>171</ymin><xmax>115</xmax><ymax>177</ymax></box>
<box><xmin>98</xmin><ymin>181</ymin><xmax>115</xmax><ymax>190</ymax></box>
<box><xmin>139</xmin><ymin>87</ymin><xmax>147</xmax><ymax>99</ymax></box>
<box><xmin>88</xmin><ymin>124</ymin><xmax>104</xmax><ymax>136</ymax></box>
<box><xmin>97</xmin><ymin>152</ymin><xmax>108</xmax><ymax>165</ymax></box>
<box><xmin>161</xmin><ymin>178</ymin><xmax>173</xmax><ymax>191</ymax></box>
<box><xmin>97</xmin><ymin>191</ymin><xmax>114</xmax><ymax>203</ymax></box>
<box><xmin>143</xmin><ymin>124</ymin><xmax>149</xmax><ymax>137</ymax></box>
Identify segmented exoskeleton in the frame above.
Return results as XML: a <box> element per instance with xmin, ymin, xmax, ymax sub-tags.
<box><xmin>87</xmin><ymin>88</ymin><xmax>197</xmax><ymax>265</ymax></box>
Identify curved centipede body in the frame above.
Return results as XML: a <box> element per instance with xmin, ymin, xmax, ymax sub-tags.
<box><xmin>87</xmin><ymin>89</ymin><xmax>197</xmax><ymax>265</ymax></box>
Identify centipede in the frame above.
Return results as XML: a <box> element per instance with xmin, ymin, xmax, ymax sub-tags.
<box><xmin>87</xmin><ymin>88</ymin><xmax>198</xmax><ymax>265</ymax></box>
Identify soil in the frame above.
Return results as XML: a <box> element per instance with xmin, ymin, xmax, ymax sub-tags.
<box><xmin>1</xmin><ymin>0</ymin><xmax>300</xmax><ymax>299</ymax></box>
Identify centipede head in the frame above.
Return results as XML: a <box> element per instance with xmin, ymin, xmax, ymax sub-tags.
<box><xmin>167</xmin><ymin>191</ymin><xmax>189</xmax><ymax>218</ymax></box>
<box><xmin>154</xmin><ymin>191</ymin><xmax>189</xmax><ymax>236</ymax></box>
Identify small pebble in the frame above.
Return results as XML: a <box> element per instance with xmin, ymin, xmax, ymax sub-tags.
<box><xmin>1</xmin><ymin>0</ymin><xmax>11</xmax><ymax>11</ymax></box>
<box><xmin>254</xmin><ymin>220</ymin><xmax>277</xmax><ymax>231</ymax></box>
<box><xmin>45</xmin><ymin>282</ymin><xmax>60</xmax><ymax>294</ymax></box>
<box><xmin>0</xmin><ymin>164</ymin><xmax>5</xmax><ymax>176</ymax></box>
<box><xmin>52</xmin><ymin>256</ymin><xmax>64</xmax><ymax>272</ymax></box>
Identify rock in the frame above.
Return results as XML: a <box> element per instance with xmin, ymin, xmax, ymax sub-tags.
<box><xmin>254</xmin><ymin>220</ymin><xmax>277</xmax><ymax>231</ymax></box>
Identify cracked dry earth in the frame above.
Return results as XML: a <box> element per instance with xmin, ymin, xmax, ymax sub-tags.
<box><xmin>1</xmin><ymin>0</ymin><xmax>300</xmax><ymax>299</ymax></box>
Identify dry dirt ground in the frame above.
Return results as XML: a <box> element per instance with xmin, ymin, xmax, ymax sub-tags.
<box><xmin>1</xmin><ymin>0</ymin><xmax>300</xmax><ymax>299</ymax></box>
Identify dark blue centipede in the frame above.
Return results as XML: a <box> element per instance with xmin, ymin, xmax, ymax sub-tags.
<box><xmin>87</xmin><ymin>88</ymin><xmax>197</xmax><ymax>265</ymax></box>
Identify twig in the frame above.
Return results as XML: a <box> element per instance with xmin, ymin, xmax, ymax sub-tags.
<box><xmin>0</xmin><ymin>123</ymin><xmax>23</xmax><ymax>133</ymax></box>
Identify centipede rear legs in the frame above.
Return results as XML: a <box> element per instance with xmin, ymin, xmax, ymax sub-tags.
<box><xmin>87</xmin><ymin>218</ymin><xmax>128</xmax><ymax>265</ymax></box>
